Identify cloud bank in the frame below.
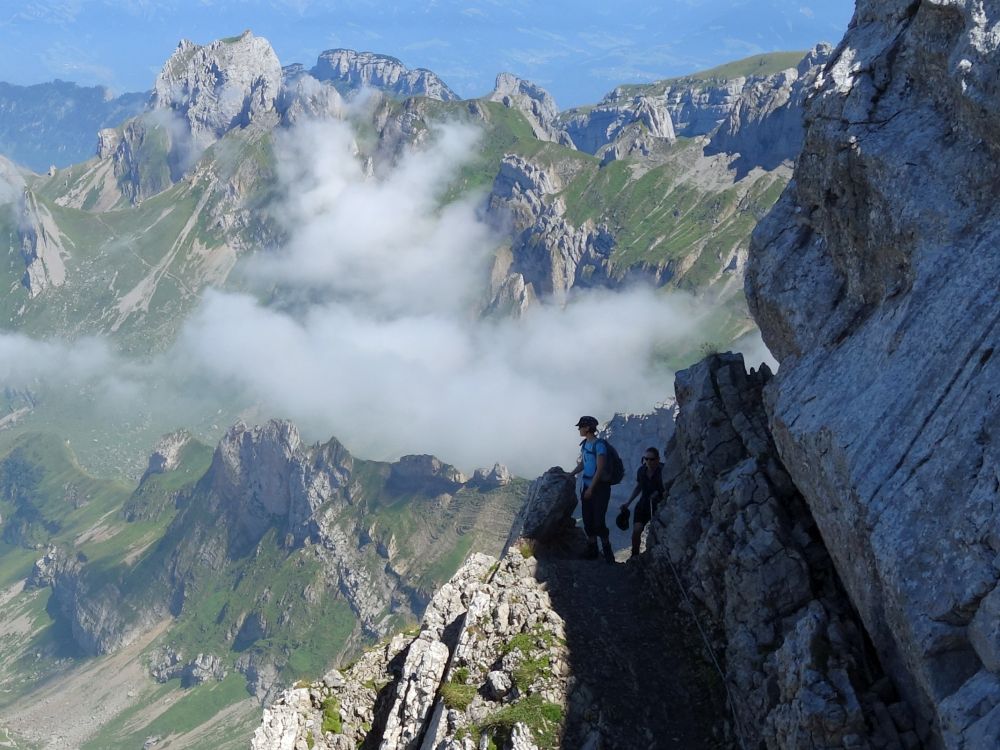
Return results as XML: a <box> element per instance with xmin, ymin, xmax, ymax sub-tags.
<box><xmin>173</xmin><ymin>117</ymin><xmax>765</xmax><ymax>474</ymax></box>
<box><xmin>0</xmin><ymin>115</ymin><xmax>774</xmax><ymax>478</ymax></box>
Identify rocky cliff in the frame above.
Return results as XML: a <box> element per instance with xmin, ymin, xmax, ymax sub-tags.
<box><xmin>150</xmin><ymin>30</ymin><xmax>282</xmax><ymax>149</ymax></box>
<box><xmin>746</xmin><ymin>1</ymin><xmax>1000</xmax><ymax>747</ymax></box>
<box><xmin>647</xmin><ymin>353</ymin><xmax>920</xmax><ymax>749</ymax></box>
<box><xmin>311</xmin><ymin>49</ymin><xmax>458</xmax><ymax>102</ymax></box>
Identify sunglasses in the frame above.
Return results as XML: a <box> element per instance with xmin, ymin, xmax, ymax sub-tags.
<box><xmin>642</xmin><ymin>456</ymin><xmax>658</xmax><ymax>462</ymax></box>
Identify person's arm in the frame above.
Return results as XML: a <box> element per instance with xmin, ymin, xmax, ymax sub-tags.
<box><xmin>584</xmin><ymin>450</ymin><xmax>606</xmax><ymax>499</ymax></box>
<box><xmin>623</xmin><ymin>476</ymin><xmax>641</xmax><ymax>508</ymax></box>
<box><xmin>566</xmin><ymin>459</ymin><xmax>583</xmax><ymax>477</ymax></box>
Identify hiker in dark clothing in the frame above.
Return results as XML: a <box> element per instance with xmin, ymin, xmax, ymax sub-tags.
<box><xmin>565</xmin><ymin>415</ymin><xmax>615</xmax><ymax>563</ymax></box>
<box><xmin>620</xmin><ymin>447</ymin><xmax>664</xmax><ymax>558</ymax></box>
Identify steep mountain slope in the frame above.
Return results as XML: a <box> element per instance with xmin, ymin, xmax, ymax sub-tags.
<box><xmin>0</xmin><ymin>421</ymin><xmax>524</xmax><ymax>748</ymax></box>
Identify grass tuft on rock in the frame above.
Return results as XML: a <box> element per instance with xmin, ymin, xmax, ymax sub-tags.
<box><xmin>321</xmin><ymin>696</ymin><xmax>342</xmax><ymax>734</ymax></box>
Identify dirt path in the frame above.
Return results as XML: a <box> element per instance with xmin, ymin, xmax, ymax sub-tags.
<box><xmin>536</xmin><ymin>549</ymin><xmax>732</xmax><ymax>750</ymax></box>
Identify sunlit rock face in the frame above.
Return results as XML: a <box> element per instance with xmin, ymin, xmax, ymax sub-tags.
<box><xmin>310</xmin><ymin>49</ymin><xmax>458</xmax><ymax>102</ymax></box>
<box><xmin>748</xmin><ymin>1</ymin><xmax>1000</xmax><ymax>746</ymax></box>
<box><xmin>151</xmin><ymin>30</ymin><xmax>282</xmax><ymax>148</ymax></box>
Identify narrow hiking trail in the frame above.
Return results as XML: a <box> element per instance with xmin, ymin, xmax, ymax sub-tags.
<box><xmin>535</xmin><ymin>551</ymin><xmax>733</xmax><ymax>750</ymax></box>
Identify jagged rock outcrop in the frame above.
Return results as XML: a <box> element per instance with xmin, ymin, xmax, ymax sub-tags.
<box><xmin>204</xmin><ymin>420</ymin><xmax>353</xmax><ymax>552</ymax></box>
<box><xmin>485</xmin><ymin>154</ymin><xmax>616</xmax><ymax>308</ymax></box>
<box><xmin>311</xmin><ymin>49</ymin><xmax>458</xmax><ymax>101</ymax></box>
<box><xmin>707</xmin><ymin>44</ymin><xmax>833</xmax><ymax>174</ymax></box>
<box><xmin>487</xmin><ymin>73</ymin><xmax>567</xmax><ymax>144</ymax></box>
<box><xmin>150</xmin><ymin>30</ymin><xmax>282</xmax><ymax>148</ymax></box>
<box><xmin>387</xmin><ymin>455</ymin><xmax>466</xmax><ymax>497</ymax></box>
<box><xmin>747</xmin><ymin>2</ymin><xmax>1000</xmax><ymax>746</ymax></box>
<box><xmin>26</xmin><ymin>545</ymin><xmax>72</xmax><ymax>589</ymax></box>
<box><xmin>469</xmin><ymin>464</ymin><xmax>512</xmax><ymax>491</ymax></box>
<box><xmin>252</xmin><ymin>550</ymin><xmax>568</xmax><ymax>750</ymax></box>
<box><xmin>560</xmin><ymin>93</ymin><xmax>676</xmax><ymax>155</ymax></box>
<box><xmin>149</xmin><ymin>647</ymin><xmax>227</xmax><ymax>686</ymax></box>
<box><xmin>140</xmin><ymin>430</ymin><xmax>191</xmax><ymax>481</ymax></box>
<box><xmin>506</xmin><ymin>468</ymin><xmax>577</xmax><ymax>546</ymax></box>
<box><xmin>646</xmin><ymin>353</ymin><xmax>918</xmax><ymax>749</ymax></box>
<box><xmin>278</xmin><ymin>69</ymin><xmax>345</xmax><ymax>124</ymax></box>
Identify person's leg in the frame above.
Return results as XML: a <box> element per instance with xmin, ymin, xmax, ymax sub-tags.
<box><xmin>631</xmin><ymin>522</ymin><xmax>644</xmax><ymax>557</ymax></box>
<box><xmin>580</xmin><ymin>485</ymin><xmax>599</xmax><ymax>558</ymax></box>
<box><xmin>631</xmin><ymin>499</ymin><xmax>651</xmax><ymax>557</ymax></box>
<box><xmin>593</xmin><ymin>483</ymin><xmax>613</xmax><ymax>562</ymax></box>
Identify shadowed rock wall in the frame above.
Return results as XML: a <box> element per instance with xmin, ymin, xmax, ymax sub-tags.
<box><xmin>747</xmin><ymin>1</ymin><xmax>1000</xmax><ymax>746</ymax></box>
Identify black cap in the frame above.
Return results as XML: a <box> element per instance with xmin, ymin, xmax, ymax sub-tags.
<box><xmin>575</xmin><ymin>416</ymin><xmax>599</xmax><ymax>428</ymax></box>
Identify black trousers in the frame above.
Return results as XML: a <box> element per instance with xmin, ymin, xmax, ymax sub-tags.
<box><xmin>581</xmin><ymin>481</ymin><xmax>611</xmax><ymax>537</ymax></box>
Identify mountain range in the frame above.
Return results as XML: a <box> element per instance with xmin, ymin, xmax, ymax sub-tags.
<box><xmin>0</xmin><ymin>28</ymin><xmax>857</xmax><ymax>750</ymax></box>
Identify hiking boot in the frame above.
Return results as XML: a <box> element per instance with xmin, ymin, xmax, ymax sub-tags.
<box><xmin>601</xmin><ymin>536</ymin><xmax>615</xmax><ymax>564</ymax></box>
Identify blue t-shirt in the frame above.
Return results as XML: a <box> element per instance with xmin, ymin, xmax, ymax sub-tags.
<box><xmin>580</xmin><ymin>438</ymin><xmax>607</xmax><ymax>482</ymax></box>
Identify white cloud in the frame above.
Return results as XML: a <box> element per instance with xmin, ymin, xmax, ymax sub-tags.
<box><xmin>173</xmin><ymin>118</ymin><xmax>763</xmax><ymax>474</ymax></box>
<box><xmin>0</xmin><ymin>115</ymin><xmax>771</xmax><ymax>478</ymax></box>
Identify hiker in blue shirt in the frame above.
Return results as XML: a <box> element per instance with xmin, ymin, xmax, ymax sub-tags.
<box><xmin>565</xmin><ymin>415</ymin><xmax>615</xmax><ymax>563</ymax></box>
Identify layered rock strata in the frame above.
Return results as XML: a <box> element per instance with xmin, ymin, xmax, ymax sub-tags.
<box><xmin>647</xmin><ymin>352</ymin><xmax>919</xmax><ymax>749</ymax></box>
<box><xmin>747</xmin><ymin>2</ymin><xmax>1000</xmax><ymax>746</ymax></box>
<box><xmin>311</xmin><ymin>49</ymin><xmax>458</xmax><ymax>102</ymax></box>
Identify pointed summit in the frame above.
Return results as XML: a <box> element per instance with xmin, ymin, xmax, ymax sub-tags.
<box><xmin>151</xmin><ymin>30</ymin><xmax>282</xmax><ymax>147</ymax></box>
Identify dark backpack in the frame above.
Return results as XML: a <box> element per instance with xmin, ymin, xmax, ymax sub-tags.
<box><xmin>581</xmin><ymin>438</ymin><xmax>626</xmax><ymax>485</ymax></box>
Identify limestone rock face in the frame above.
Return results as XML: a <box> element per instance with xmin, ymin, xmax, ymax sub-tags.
<box><xmin>311</xmin><ymin>49</ymin><xmax>458</xmax><ymax>101</ymax></box>
<box><xmin>707</xmin><ymin>45</ymin><xmax>832</xmax><ymax>173</ymax></box>
<box><xmin>151</xmin><ymin>30</ymin><xmax>282</xmax><ymax>148</ymax></box>
<box><xmin>647</xmin><ymin>353</ymin><xmax>917</xmax><ymax>749</ymax></box>
<box><xmin>204</xmin><ymin>420</ymin><xmax>353</xmax><ymax>551</ymax></box>
<box><xmin>278</xmin><ymin>70</ymin><xmax>345</xmax><ymax>124</ymax></box>
<box><xmin>140</xmin><ymin>429</ymin><xmax>192</xmax><ymax>481</ymax></box>
<box><xmin>469</xmin><ymin>463</ymin><xmax>512</xmax><ymax>491</ymax></box>
<box><xmin>253</xmin><ymin>551</ymin><xmax>567</xmax><ymax>750</ymax></box>
<box><xmin>662</xmin><ymin>77</ymin><xmax>747</xmax><ymax>137</ymax></box>
<box><xmin>561</xmin><ymin>93</ymin><xmax>675</xmax><ymax>154</ymax></box>
<box><xmin>485</xmin><ymin>154</ymin><xmax>616</xmax><ymax>308</ymax></box>
<box><xmin>488</xmin><ymin>73</ymin><xmax>566</xmax><ymax>143</ymax></box>
<box><xmin>387</xmin><ymin>455</ymin><xmax>466</xmax><ymax>496</ymax></box>
<box><xmin>746</xmin><ymin>2</ymin><xmax>1000</xmax><ymax>745</ymax></box>
<box><xmin>18</xmin><ymin>188</ymin><xmax>68</xmax><ymax>298</ymax></box>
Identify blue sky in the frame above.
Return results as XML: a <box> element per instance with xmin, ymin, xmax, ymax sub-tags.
<box><xmin>0</xmin><ymin>0</ymin><xmax>855</xmax><ymax>107</ymax></box>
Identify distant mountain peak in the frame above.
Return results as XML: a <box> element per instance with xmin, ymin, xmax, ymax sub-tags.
<box><xmin>152</xmin><ymin>30</ymin><xmax>282</xmax><ymax>148</ymax></box>
<box><xmin>310</xmin><ymin>48</ymin><xmax>458</xmax><ymax>101</ymax></box>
